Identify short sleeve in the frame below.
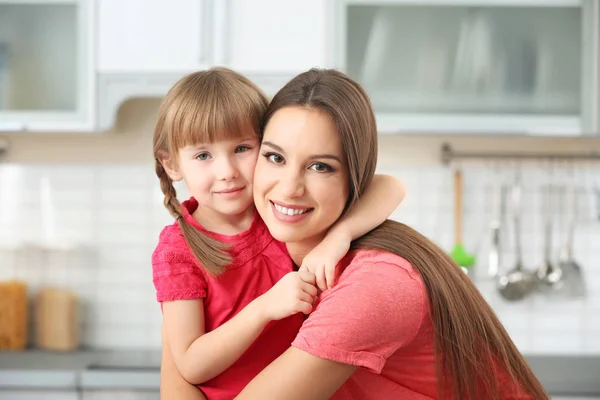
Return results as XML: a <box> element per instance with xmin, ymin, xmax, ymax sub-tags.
<box><xmin>152</xmin><ymin>225</ymin><xmax>208</xmax><ymax>302</ymax></box>
<box><xmin>291</xmin><ymin>257</ymin><xmax>426</xmax><ymax>374</ymax></box>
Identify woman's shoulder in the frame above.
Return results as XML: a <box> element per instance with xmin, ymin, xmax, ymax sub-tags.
<box><xmin>343</xmin><ymin>249</ymin><xmax>421</xmax><ymax>281</ymax></box>
<box><xmin>330</xmin><ymin>249</ymin><xmax>430</xmax><ymax>333</ymax></box>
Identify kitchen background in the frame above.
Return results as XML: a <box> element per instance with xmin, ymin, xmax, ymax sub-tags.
<box><xmin>1</xmin><ymin>1</ymin><xmax>600</xmax><ymax>399</ymax></box>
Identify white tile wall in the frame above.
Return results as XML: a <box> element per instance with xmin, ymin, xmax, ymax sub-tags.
<box><xmin>0</xmin><ymin>163</ymin><xmax>599</xmax><ymax>353</ymax></box>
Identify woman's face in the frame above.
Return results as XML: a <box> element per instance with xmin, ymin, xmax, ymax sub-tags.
<box><xmin>253</xmin><ymin>106</ymin><xmax>349</xmax><ymax>245</ymax></box>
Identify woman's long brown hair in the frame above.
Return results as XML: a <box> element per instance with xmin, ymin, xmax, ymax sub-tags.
<box><xmin>262</xmin><ymin>68</ymin><xmax>549</xmax><ymax>400</ymax></box>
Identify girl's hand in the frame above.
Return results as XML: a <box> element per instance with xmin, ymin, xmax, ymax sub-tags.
<box><xmin>300</xmin><ymin>231</ymin><xmax>350</xmax><ymax>292</ymax></box>
<box><xmin>258</xmin><ymin>270</ymin><xmax>318</xmax><ymax>321</ymax></box>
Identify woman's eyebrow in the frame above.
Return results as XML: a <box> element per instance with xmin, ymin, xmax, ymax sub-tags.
<box><xmin>310</xmin><ymin>153</ymin><xmax>342</xmax><ymax>163</ymax></box>
<box><xmin>263</xmin><ymin>141</ymin><xmax>342</xmax><ymax>163</ymax></box>
<box><xmin>262</xmin><ymin>141</ymin><xmax>285</xmax><ymax>153</ymax></box>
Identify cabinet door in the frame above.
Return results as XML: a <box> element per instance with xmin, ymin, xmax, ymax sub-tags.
<box><xmin>338</xmin><ymin>0</ymin><xmax>599</xmax><ymax>135</ymax></box>
<box><xmin>0</xmin><ymin>0</ymin><xmax>95</xmax><ymax>132</ymax></box>
<box><xmin>97</xmin><ymin>0</ymin><xmax>210</xmax><ymax>73</ymax></box>
<box><xmin>227</xmin><ymin>0</ymin><xmax>330</xmax><ymax>73</ymax></box>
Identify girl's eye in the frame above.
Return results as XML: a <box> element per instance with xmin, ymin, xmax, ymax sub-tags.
<box><xmin>264</xmin><ymin>152</ymin><xmax>284</xmax><ymax>164</ymax></box>
<box><xmin>309</xmin><ymin>162</ymin><xmax>333</xmax><ymax>173</ymax></box>
<box><xmin>196</xmin><ymin>153</ymin><xmax>211</xmax><ymax>161</ymax></box>
<box><xmin>235</xmin><ymin>145</ymin><xmax>250</xmax><ymax>153</ymax></box>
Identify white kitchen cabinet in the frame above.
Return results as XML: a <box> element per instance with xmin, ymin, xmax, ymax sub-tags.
<box><xmin>0</xmin><ymin>0</ymin><xmax>95</xmax><ymax>132</ymax></box>
<box><xmin>336</xmin><ymin>0</ymin><xmax>600</xmax><ymax>136</ymax></box>
<box><xmin>97</xmin><ymin>0</ymin><xmax>331</xmax><ymax>74</ymax></box>
<box><xmin>95</xmin><ymin>0</ymin><xmax>218</xmax><ymax>130</ymax></box>
<box><xmin>95</xmin><ymin>0</ymin><xmax>333</xmax><ymax>130</ymax></box>
<box><xmin>97</xmin><ymin>0</ymin><xmax>213</xmax><ymax>73</ymax></box>
<box><xmin>226</xmin><ymin>0</ymin><xmax>331</xmax><ymax>73</ymax></box>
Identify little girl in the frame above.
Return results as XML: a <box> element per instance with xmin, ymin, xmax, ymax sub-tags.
<box><xmin>152</xmin><ymin>67</ymin><xmax>405</xmax><ymax>399</ymax></box>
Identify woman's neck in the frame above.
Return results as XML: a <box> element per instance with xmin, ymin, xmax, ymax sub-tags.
<box><xmin>286</xmin><ymin>234</ymin><xmax>326</xmax><ymax>267</ymax></box>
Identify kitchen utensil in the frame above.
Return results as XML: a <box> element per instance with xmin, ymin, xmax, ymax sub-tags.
<box><xmin>535</xmin><ymin>184</ymin><xmax>563</xmax><ymax>290</ymax></box>
<box><xmin>558</xmin><ymin>173</ymin><xmax>586</xmax><ymax>297</ymax></box>
<box><xmin>486</xmin><ymin>180</ymin><xmax>504</xmax><ymax>278</ymax></box>
<box><xmin>498</xmin><ymin>171</ymin><xmax>534</xmax><ymax>301</ymax></box>
<box><xmin>450</xmin><ymin>169</ymin><xmax>476</xmax><ymax>272</ymax></box>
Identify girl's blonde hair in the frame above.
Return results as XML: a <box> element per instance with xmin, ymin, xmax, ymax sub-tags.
<box><xmin>153</xmin><ymin>67</ymin><xmax>269</xmax><ymax>275</ymax></box>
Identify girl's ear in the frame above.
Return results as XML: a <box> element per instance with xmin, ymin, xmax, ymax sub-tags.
<box><xmin>157</xmin><ymin>150</ymin><xmax>183</xmax><ymax>182</ymax></box>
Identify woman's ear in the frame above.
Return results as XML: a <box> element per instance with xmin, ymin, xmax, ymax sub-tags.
<box><xmin>157</xmin><ymin>150</ymin><xmax>183</xmax><ymax>182</ymax></box>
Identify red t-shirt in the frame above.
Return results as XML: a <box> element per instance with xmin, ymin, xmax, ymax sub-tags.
<box><xmin>292</xmin><ymin>250</ymin><xmax>533</xmax><ymax>400</ymax></box>
<box><xmin>152</xmin><ymin>198</ymin><xmax>303</xmax><ymax>400</ymax></box>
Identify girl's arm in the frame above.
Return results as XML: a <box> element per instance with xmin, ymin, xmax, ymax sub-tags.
<box><xmin>160</xmin><ymin>323</ymin><xmax>207</xmax><ymax>400</ymax></box>
<box><xmin>302</xmin><ymin>174</ymin><xmax>405</xmax><ymax>289</ymax></box>
<box><xmin>163</xmin><ymin>270</ymin><xmax>317</xmax><ymax>385</ymax></box>
<box><xmin>162</xmin><ymin>298</ymin><xmax>270</xmax><ymax>385</ymax></box>
<box><xmin>331</xmin><ymin>174</ymin><xmax>405</xmax><ymax>241</ymax></box>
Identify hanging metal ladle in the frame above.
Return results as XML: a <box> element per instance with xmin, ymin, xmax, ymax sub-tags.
<box><xmin>497</xmin><ymin>169</ymin><xmax>535</xmax><ymax>301</ymax></box>
<box><xmin>557</xmin><ymin>165</ymin><xmax>586</xmax><ymax>297</ymax></box>
<box><xmin>534</xmin><ymin>167</ymin><xmax>563</xmax><ymax>291</ymax></box>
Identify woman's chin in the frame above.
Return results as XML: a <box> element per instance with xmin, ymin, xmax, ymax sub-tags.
<box><xmin>267</xmin><ymin>225</ymin><xmax>306</xmax><ymax>243</ymax></box>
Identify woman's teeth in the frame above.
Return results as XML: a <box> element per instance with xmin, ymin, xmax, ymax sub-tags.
<box><xmin>274</xmin><ymin>203</ymin><xmax>310</xmax><ymax>216</ymax></box>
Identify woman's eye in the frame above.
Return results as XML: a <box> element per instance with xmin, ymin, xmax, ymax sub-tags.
<box><xmin>264</xmin><ymin>152</ymin><xmax>284</xmax><ymax>164</ymax></box>
<box><xmin>235</xmin><ymin>145</ymin><xmax>250</xmax><ymax>153</ymax></box>
<box><xmin>196</xmin><ymin>153</ymin><xmax>211</xmax><ymax>161</ymax></box>
<box><xmin>309</xmin><ymin>162</ymin><xmax>333</xmax><ymax>173</ymax></box>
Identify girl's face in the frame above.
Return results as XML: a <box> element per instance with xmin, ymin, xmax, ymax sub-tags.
<box><xmin>173</xmin><ymin>137</ymin><xmax>260</xmax><ymax>227</ymax></box>
<box><xmin>253</xmin><ymin>106</ymin><xmax>349</xmax><ymax>246</ymax></box>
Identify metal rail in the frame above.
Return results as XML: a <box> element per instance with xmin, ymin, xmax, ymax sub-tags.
<box><xmin>441</xmin><ymin>143</ymin><xmax>600</xmax><ymax>165</ymax></box>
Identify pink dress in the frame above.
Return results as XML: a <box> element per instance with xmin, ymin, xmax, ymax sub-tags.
<box><xmin>152</xmin><ymin>198</ymin><xmax>303</xmax><ymax>399</ymax></box>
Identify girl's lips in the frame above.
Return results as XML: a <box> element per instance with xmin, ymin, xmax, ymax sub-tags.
<box><xmin>216</xmin><ymin>186</ymin><xmax>244</xmax><ymax>194</ymax></box>
<box><xmin>215</xmin><ymin>187</ymin><xmax>245</xmax><ymax>198</ymax></box>
<box><xmin>270</xmin><ymin>201</ymin><xmax>313</xmax><ymax>223</ymax></box>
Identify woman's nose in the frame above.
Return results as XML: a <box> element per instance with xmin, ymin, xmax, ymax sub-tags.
<box><xmin>280</xmin><ymin>169</ymin><xmax>305</xmax><ymax>198</ymax></box>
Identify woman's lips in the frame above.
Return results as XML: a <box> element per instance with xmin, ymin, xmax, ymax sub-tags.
<box><xmin>270</xmin><ymin>200</ymin><xmax>313</xmax><ymax>223</ymax></box>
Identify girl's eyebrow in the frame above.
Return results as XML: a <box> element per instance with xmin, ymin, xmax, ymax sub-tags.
<box><xmin>239</xmin><ymin>138</ymin><xmax>259</xmax><ymax>144</ymax></box>
<box><xmin>262</xmin><ymin>141</ymin><xmax>342</xmax><ymax>163</ymax></box>
<box><xmin>184</xmin><ymin>145</ymin><xmax>208</xmax><ymax>152</ymax></box>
